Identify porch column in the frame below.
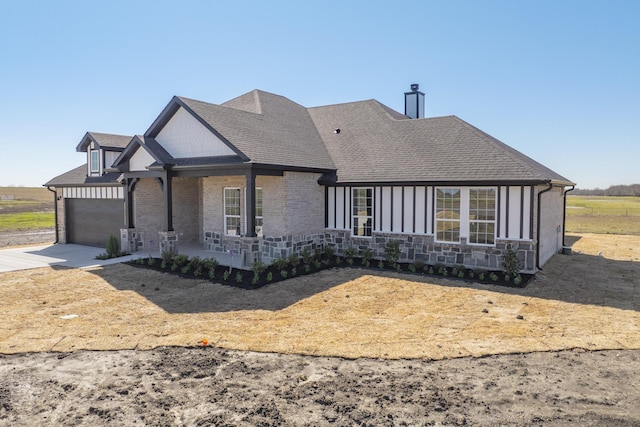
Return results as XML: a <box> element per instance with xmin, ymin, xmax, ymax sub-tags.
<box><xmin>162</xmin><ymin>169</ymin><xmax>173</xmax><ymax>232</ymax></box>
<box><xmin>245</xmin><ymin>169</ymin><xmax>257</xmax><ymax>237</ymax></box>
<box><xmin>124</xmin><ymin>178</ymin><xmax>138</xmax><ymax>229</ymax></box>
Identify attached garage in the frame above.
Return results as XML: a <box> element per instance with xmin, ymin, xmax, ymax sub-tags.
<box><xmin>65</xmin><ymin>198</ymin><xmax>125</xmax><ymax>247</ymax></box>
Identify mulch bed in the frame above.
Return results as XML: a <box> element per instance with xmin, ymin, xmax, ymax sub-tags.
<box><xmin>126</xmin><ymin>255</ymin><xmax>534</xmax><ymax>289</ymax></box>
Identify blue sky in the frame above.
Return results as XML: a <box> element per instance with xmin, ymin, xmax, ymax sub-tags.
<box><xmin>1</xmin><ymin>1</ymin><xmax>638</xmax><ymax>189</ymax></box>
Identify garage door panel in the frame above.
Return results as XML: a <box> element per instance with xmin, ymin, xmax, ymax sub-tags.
<box><xmin>66</xmin><ymin>199</ymin><xmax>125</xmax><ymax>247</ymax></box>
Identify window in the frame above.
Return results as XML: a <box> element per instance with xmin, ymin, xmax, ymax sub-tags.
<box><xmin>90</xmin><ymin>150</ymin><xmax>100</xmax><ymax>173</ymax></box>
<box><xmin>352</xmin><ymin>188</ymin><xmax>372</xmax><ymax>237</ymax></box>
<box><xmin>469</xmin><ymin>188</ymin><xmax>496</xmax><ymax>245</ymax></box>
<box><xmin>224</xmin><ymin>188</ymin><xmax>241</xmax><ymax>236</ymax></box>
<box><xmin>436</xmin><ymin>188</ymin><xmax>461</xmax><ymax>242</ymax></box>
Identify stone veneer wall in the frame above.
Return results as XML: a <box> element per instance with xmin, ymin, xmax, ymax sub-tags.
<box><xmin>324</xmin><ymin>230</ymin><xmax>536</xmax><ymax>273</ymax></box>
<box><xmin>203</xmin><ymin>229</ymin><xmax>535</xmax><ymax>272</ymax></box>
<box><xmin>260</xmin><ymin>233</ymin><xmax>324</xmax><ymax>264</ymax></box>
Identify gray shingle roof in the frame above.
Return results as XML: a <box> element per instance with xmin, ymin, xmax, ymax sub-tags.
<box><xmin>76</xmin><ymin>132</ymin><xmax>132</xmax><ymax>152</ymax></box>
<box><xmin>177</xmin><ymin>90</ymin><xmax>335</xmax><ymax>170</ymax></box>
<box><xmin>307</xmin><ymin>100</ymin><xmax>573</xmax><ymax>184</ymax></box>
<box><xmin>44</xmin><ymin>165</ymin><xmax>122</xmax><ymax>187</ymax></box>
<box><xmin>50</xmin><ymin>89</ymin><xmax>573</xmax><ymax>187</ymax></box>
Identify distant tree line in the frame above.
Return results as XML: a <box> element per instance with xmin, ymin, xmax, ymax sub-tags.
<box><xmin>573</xmin><ymin>183</ymin><xmax>640</xmax><ymax>196</ymax></box>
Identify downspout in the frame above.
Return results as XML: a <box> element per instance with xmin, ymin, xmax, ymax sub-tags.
<box><xmin>45</xmin><ymin>187</ymin><xmax>59</xmax><ymax>244</ymax></box>
<box><xmin>535</xmin><ymin>181</ymin><xmax>553</xmax><ymax>270</ymax></box>
<box><xmin>562</xmin><ymin>185</ymin><xmax>575</xmax><ymax>247</ymax></box>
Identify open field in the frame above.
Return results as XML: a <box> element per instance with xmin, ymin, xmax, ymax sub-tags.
<box><xmin>0</xmin><ymin>187</ymin><xmax>54</xmax><ymax>243</ymax></box>
<box><xmin>0</xmin><ymin>233</ymin><xmax>639</xmax><ymax>425</ymax></box>
<box><xmin>0</xmin><ymin>186</ymin><xmax>52</xmax><ymax>203</ymax></box>
<box><xmin>566</xmin><ymin>195</ymin><xmax>640</xmax><ymax>235</ymax></box>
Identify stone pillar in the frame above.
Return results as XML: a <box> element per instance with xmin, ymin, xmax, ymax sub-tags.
<box><xmin>159</xmin><ymin>231</ymin><xmax>179</xmax><ymax>256</ymax></box>
<box><xmin>121</xmin><ymin>229</ymin><xmax>143</xmax><ymax>254</ymax></box>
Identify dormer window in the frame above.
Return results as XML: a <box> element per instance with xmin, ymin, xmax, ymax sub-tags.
<box><xmin>90</xmin><ymin>150</ymin><xmax>100</xmax><ymax>174</ymax></box>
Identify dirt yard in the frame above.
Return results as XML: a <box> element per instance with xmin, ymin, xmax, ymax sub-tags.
<box><xmin>1</xmin><ymin>233</ymin><xmax>639</xmax><ymax>425</ymax></box>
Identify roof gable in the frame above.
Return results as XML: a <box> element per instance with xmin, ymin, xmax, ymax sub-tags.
<box><xmin>154</xmin><ymin>106</ymin><xmax>238</xmax><ymax>158</ymax></box>
<box><xmin>75</xmin><ymin>132</ymin><xmax>132</xmax><ymax>152</ymax></box>
<box><xmin>110</xmin><ymin>135</ymin><xmax>174</xmax><ymax>172</ymax></box>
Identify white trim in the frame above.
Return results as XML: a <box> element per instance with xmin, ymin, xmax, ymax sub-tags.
<box><xmin>244</xmin><ymin>187</ymin><xmax>263</xmax><ymax>237</ymax></box>
<box><xmin>351</xmin><ymin>187</ymin><xmax>373</xmax><ymax>238</ymax></box>
<box><xmin>223</xmin><ymin>187</ymin><xmax>241</xmax><ymax>236</ymax></box>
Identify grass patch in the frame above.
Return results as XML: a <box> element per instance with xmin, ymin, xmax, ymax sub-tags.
<box><xmin>0</xmin><ymin>212</ymin><xmax>55</xmax><ymax>231</ymax></box>
<box><xmin>566</xmin><ymin>196</ymin><xmax>640</xmax><ymax>235</ymax></box>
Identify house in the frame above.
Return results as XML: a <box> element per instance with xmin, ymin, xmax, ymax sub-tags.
<box><xmin>45</xmin><ymin>85</ymin><xmax>575</xmax><ymax>272</ymax></box>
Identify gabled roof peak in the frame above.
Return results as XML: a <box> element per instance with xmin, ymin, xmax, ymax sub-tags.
<box><xmin>75</xmin><ymin>131</ymin><xmax>133</xmax><ymax>152</ymax></box>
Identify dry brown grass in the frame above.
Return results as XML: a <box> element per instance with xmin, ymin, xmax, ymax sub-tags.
<box><xmin>1</xmin><ymin>233</ymin><xmax>639</xmax><ymax>359</ymax></box>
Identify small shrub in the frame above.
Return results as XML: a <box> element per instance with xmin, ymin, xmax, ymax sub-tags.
<box><xmin>304</xmin><ymin>264</ymin><xmax>311</xmax><ymax>273</ymax></box>
<box><xmin>209</xmin><ymin>269</ymin><xmax>216</xmax><ymax>280</ymax></box>
<box><xmin>188</xmin><ymin>256</ymin><xmax>202</xmax><ymax>269</ymax></box>
<box><xmin>451</xmin><ymin>267</ymin><xmax>459</xmax><ymax>277</ymax></box>
<box><xmin>266</xmin><ymin>272</ymin><xmax>273</xmax><ymax>282</ymax></box>
<box><xmin>160</xmin><ymin>260</ymin><xmax>168</xmax><ymax>269</ymax></box>
<box><xmin>336</xmin><ymin>256</ymin><xmax>342</xmax><ymax>265</ymax></box>
<box><xmin>252</xmin><ymin>273</ymin><xmax>260</xmax><ymax>285</ymax></box>
<box><xmin>428</xmin><ymin>266</ymin><xmax>434</xmax><ymax>275</ymax></box>
<box><xmin>106</xmin><ymin>234</ymin><xmax>120</xmax><ymax>258</ymax></box>
<box><xmin>344</xmin><ymin>247</ymin><xmax>356</xmax><ymax>264</ymax></box>
<box><xmin>272</xmin><ymin>257</ymin><xmax>289</xmax><ymax>271</ymax></box>
<box><xmin>436</xmin><ymin>264</ymin><xmax>444</xmax><ymax>275</ymax></box>
<box><xmin>202</xmin><ymin>258</ymin><xmax>219</xmax><ymax>270</ymax></box>
<box><xmin>489</xmin><ymin>272</ymin><xmax>499</xmax><ymax>282</ymax></box>
<box><xmin>301</xmin><ymin>249</ymin><xmax>313</xmax><ymax>265</ymax></box>
<box><xmin>514</xmin><ymin>275</ymin><xmax>523</xmax><ymax>286</ymax></box>
<box><xmin>280</xmin><ymin>269</ymin><xmax>288</xmax><ymax>279</ymax></box>
<box><xmin>479</xmin><ymin>272</ymin><xmax>486</xmax><ymax>281</ymax></box>
<box><xmin>413</xmin><ymin>260</ymin><xmax>425</xmax><ymax>272</ymax></box>
<box><xmin>468</xmin><ymin>270</ymin><xmax>475</xmax><ymax>278</ymax></box>
<box><xmin>147</xmin><ymin>258</ymin><xmax>156</xmax><ymax>266</ymax></box>
<box><xmin>194</xmin><ymin>266</ymin><xmax>203</xmax><ymax>277</ymax></box>
<box><xmin>235</xmin><ymin>272</ymin><xmax>243</xmax><ymax>283</ymax></box>
<box><xmin>323</xmin><ymin>245</ymin><xmax>335</xmax><ymax>258</ymax></box>
<box><xmin>396</xmin><ymin>263</ymin><xmax>402</xmax><ymax>272</ymax></box>
<box><xmin>458</xmin><ymin>270</ymin><xmax>465</xmax><ymax>278</ymax></box>
<box><xmin>313</xmin><ymin>260</ymin><xmax>322</xmax><ymax>269</ymax></box>
<box><xmin>384</xmin><ymin>240</ymin><xmax>401</xmax><ymax>267</ymax></box>
<box><xmin>288</xmin><ymin>253</ymin><xmax>301</xmax><ymax>267</ymax></box>
<box><xmin>251</xmin><ymin>260</ymin><xmax>267</xmax><ymax>276</ymax></box>
<box><xmin>408</xmin><ymin>264</ymin><xmax>416</xmax><ymax>273</ymax></box>
<box><xmin>378</xmin><ymin>260</ymin><xmax>385</xmax><ymax>269</ymax></box>
<box><xmin>223</xmin><ymin>270</ymin><xmax>231</xmax><ymax>281</ymax></box>
<box><xmin>161</xmin><ymin>251</ymin><xmax>174</xmax><ymax>264</ymax></box>
<box><xmin>442</xmin><ymin>269</ymin><xmax>449</xmax><ymax>277</ymax></box>
<box><xmin>181</xmin><ymin>265</ymin><xmax>190</xmax><ymax>274</ymax></box>
<box><xmin>290</xmin><ymin>267</ymin><xmax>297</xmax><ymax>276</ymax></box>
<box><xmin>360</xmin><ymin>248</ymin><xmax>373</xmax><ymax>266</ymax></box>
<box><xmin>502</xmin><ymin>243</ymin><xmax>520</xmax><ymax>279</ymax></box>
<box><xmin>314</xmin><ymin>248</ymin><xmax>324</xmax><ymax>260</ymax></box>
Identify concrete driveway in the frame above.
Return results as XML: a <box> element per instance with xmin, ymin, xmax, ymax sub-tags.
<box><xmin>0</xmin><ymin>244</ymin><xmax>137</xmax><ymax>273</ymax></box>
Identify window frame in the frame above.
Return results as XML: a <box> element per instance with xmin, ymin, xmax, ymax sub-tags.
<box><xmin>468</xmin><ymin>187</ymin><xmax>497</xmax><ymax>246</ymax></box>
<box><xmin>351</xmin><ymin>187</ymin><xmax>373</xmax><ymax>238</ymax></box>
<box><xmin>90</xmin><ymin>150</ymin><xmax>100</xmax><ymax>174</ymax></box>
<box><xmin>435</xmin><ymin>187</ymin><xmax>462</xmax><ymax>243</ymax></box>
<box><xmin>223</xmin><ymin>187</ymin><xmax>242</xmax><ymax>236</ymax></box>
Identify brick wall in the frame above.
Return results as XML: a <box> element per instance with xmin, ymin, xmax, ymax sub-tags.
<box><xmin>132</xmin><ymin>178</ymin><xmax>164</xmax><ymax>246</ymax></box>
<box><xmin>284</xmin><ymin>172</ymin><xmax>325</xmax><ymax>235</ymax></box>
<box><xmin>172</xmin><ymin>177</ymin><xmax>200</xmax><ymax>243</ymax></box>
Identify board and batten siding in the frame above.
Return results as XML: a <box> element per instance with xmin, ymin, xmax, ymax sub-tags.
<box><xmin>326</xmin><ymin>185</ymin><xmax>534</xmax><ymax>241</ymax></box>
<box><xmin>155</xmin><ymin>107</ymin><xmax>236</xmax><ymax>158</ymax></box>
<box><xmin>62</xmin><ymin>186</ymin><xmax>124</xmax><ymax>200</ymax></box>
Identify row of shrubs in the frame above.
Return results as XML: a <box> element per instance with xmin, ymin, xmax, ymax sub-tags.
<box><xmin>130</xmin><ymin>240</ymin><xmax>525</xmax><ymax>287</ymax></box>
